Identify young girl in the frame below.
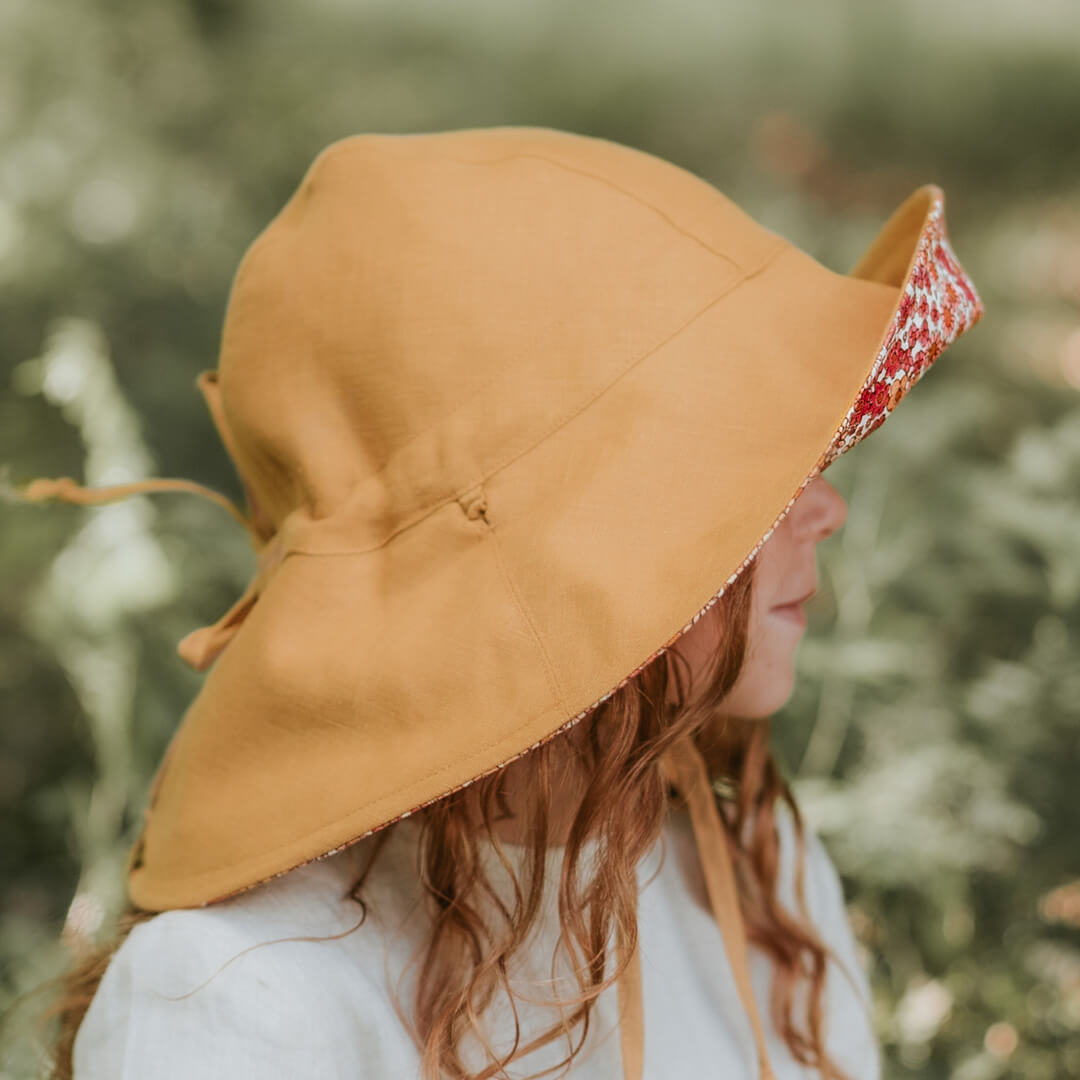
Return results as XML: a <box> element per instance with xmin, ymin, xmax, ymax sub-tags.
<box><xmin>17</xmin><ymin>125</ymin><xmax>984</xmax><ymax>1080</ymax></box>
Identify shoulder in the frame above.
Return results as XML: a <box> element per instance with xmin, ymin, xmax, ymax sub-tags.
<box><xmin>771</xmin><ymin>801</ymin><xmax>872</xmax><ymax>990</ymax></box>
<box><xmin>73</xmin><ymin>837</ymin><xmax>426</xmax><ymax>1080</ymax></box>
<box><xmin>772</xmin><ymin>804</ymin><xmax>866</xmax><ymax>957</ymax></box>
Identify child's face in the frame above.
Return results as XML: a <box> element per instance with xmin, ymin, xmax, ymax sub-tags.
<box><xmin>666</xmin><ymin>474</ymin><xmax>847</xmax><ymax>718</ymax></box>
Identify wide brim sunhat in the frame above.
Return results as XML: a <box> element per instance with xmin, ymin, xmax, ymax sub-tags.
<box><xmin>16</xmin><ymin>126</ymin><xmax>983</xmax><ymax>1080</ymax></box>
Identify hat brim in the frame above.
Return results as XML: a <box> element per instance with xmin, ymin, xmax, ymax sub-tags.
<box><xmin>129</xmin><ymin>183</ymin><xmax>982</xmax><ymax>909</ymax></box>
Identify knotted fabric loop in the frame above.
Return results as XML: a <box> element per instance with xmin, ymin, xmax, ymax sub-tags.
<box><xmin>10</xmin><ymin>471</ymin><xmax>280</xmax><ymax>673</ymax></box>
<box><xmin>176</xmin><ymin>526</ymin><xmax>286</xmax><ymax>671</ymax></box>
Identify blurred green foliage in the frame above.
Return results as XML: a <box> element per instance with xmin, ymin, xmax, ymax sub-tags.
<box><xmin>2</xmin><ymin>1</ymin><xmax>1079</xmax><ymax>1077</ymax></box>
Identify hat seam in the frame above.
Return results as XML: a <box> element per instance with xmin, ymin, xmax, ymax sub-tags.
<box><xmin>436</xmin><ymin>149</ymin><xmax>751</xmax><ymax>272</ymax></box>
<box><xmin>309</xmin><ymin>131</ymin><xmax>765</xmax><ymax>274</ymax></box>
<box><xmin>487</xmin><ymin>518</ymin><xmax>570</xmax><ymax>721</ymax></box>
<box><xmin>284</xmin><ymin>236</ymin><xmax>790</xmax><ymax>560</ymax></box>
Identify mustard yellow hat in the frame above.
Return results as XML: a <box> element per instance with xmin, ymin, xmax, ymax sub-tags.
<box><xmin>16</xmin><ymin>126</ymin><xmax>983</xmax><ymax>1080</ymax></box>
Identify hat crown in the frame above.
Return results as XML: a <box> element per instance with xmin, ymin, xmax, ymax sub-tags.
<box><xmin>214</xmin><ymin>128</ymin><xmax>788</xmax><ymax>538</ymax></box>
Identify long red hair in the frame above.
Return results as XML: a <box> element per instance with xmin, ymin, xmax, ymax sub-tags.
<box><xmin>44</xmin><ymin>554</ymin><xmax>863</xmax><ymax>1080</ymax></box>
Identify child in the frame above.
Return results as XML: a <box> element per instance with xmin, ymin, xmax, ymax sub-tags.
<box><xmin>17</xmin><ymin>125</ymin><xmax>983</xmax><ymax>1079</ymax></box>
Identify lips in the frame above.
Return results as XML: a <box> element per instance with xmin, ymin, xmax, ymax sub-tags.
<box><xmin>771</xmin><ymin>587</ymin><xmax>816</xmax><ymax>610</ymax></box>
<box><xmin>771</xmin><ymin>603</ymin><xmax>807</xmax><ymax>627</ymax></box>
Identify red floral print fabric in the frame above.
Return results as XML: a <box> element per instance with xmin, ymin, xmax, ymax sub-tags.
<box><xmin>818</xmin><ymin>191</ymin><xmax>984</xmax><ymax>470</ymax></box>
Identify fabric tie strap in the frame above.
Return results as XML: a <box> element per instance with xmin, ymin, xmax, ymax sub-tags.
<box><xmin>10</xmin><ymin>472</ymin><xmax>281</xmax><ymax>672</ymax></box>
<box><xmin>613</xmin><ymin>734</ymin><xmax>777</xmax><ymax>1080</ymax></box>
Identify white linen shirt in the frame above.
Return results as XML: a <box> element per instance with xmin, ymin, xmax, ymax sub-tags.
<box><xmin>74</xmin><ymin>802</ymin><xmax>880</xmax><ymax>1079</ymax></box>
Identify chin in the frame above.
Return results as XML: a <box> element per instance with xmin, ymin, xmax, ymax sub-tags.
<box><xmin>721</xmin><ymin>672</ymin><xmax>796</xmax><ymax>719</ymax></box>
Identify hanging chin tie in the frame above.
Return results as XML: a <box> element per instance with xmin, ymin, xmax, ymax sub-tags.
<box><xmin>10</xmin><ymin>472</ymin><xmax>283</xmax><ymax>673</ymax></box>
<box><xmin>611</xmin><ymin>734</ymin><xmax>778</xmax><ymax>1080</ymax></box>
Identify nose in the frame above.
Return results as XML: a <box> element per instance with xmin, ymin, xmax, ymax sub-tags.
<box><xmin>791</xmin><ymin>475</ymin><xmax>847</xmax><ymax>542</ymax></box>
